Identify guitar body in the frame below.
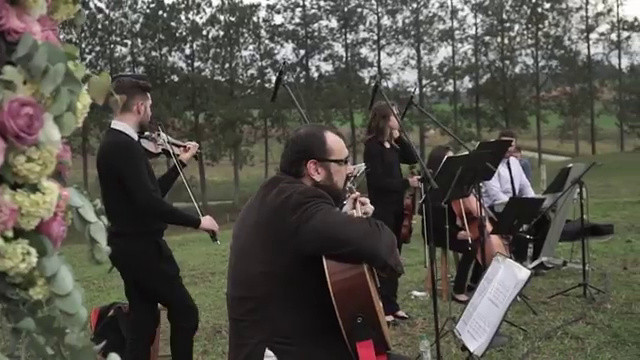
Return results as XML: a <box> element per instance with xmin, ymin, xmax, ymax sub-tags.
<box><xmin>323</xmin><ymin>257</ymin><xmax>391</xmax><ymax>358</ymax></box>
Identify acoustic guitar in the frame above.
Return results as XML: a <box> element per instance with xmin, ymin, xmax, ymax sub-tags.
<box><xmin>322</xmin><ymin>189</ymin><xmax>391</xmax><ymax>358</ymax></box>
<box><xmin>323</xmin><ymin>259</ymin><xmax>391</xmax><ymax>358</ymax></box>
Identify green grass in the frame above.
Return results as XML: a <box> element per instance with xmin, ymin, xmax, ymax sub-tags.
<box><xmin>62</xmin><ymin>151</ymin><xmax>640</xmax><ymax>359</ymax></box>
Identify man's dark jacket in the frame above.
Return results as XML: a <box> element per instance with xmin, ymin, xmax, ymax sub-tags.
<box><xmin>226</xmin><ymin>174</ymin><xmax>403</xmax><ymax>360</ymax></box>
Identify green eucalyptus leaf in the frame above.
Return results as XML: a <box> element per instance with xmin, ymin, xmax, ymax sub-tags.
<box><xmin>48</xmin><ymin>88</ymin><xmax>71</xmax><ymax>116</ymax></box>
<box><xmin>43</xmin><ymin>42</ymin><xmax>68</xmax><ymax>65</ymax></box>
<box><xmin>0</xmin><ymin>164</ymin><xmax>15</xmax><ymax>185</ymax></box>
<box><xmin>55</xmin><ymin>288</ymin><xmax>83</xmax><ymax>314</ymax></box>
<box><xmin>57</xmin><ymin>111</ymin><xmax>78</xmax><ymax>136</ymax></box>
<box><xmin>91</xmin><ymin>245</ymin><xmax>109</xmax><ymax>264</ymax></box>
<box><xmin>89</xmin><ymin>222</ymin><xmax>107</xmax><ymax>246</ymax></box>
<box><xmin>72</xmin><ymin>209</ymin><xmax>85</xmax><ymax>234</ymax></box>
<box><xmin>61</xmin><ymin>305</ymin><xmax>88</xmax><ymax>331</ymax></box>
<box><xmin>0</xmin><ymin>65</ymin><xmax>25</xmax><ymax>88</ymax></box>
<box><xmin>106</xmin><ymin>353</ymin><xmax>122</xmax><ymax>360</ymax></box>
<box><xmin>0</xmin><ymin>352</ymin><xmax>9</xmax><ymax>360</ymax></box>
<box><xmin>63</xmin><ymin>44</ymin><xmax>80</xmax><ymax>61</ymax></box>
<box><xmin>38</xmin><ymin>254</ymin><xmax>62</xmax><ymax>278</ymax></box>
<box><xmin>88</xmin><ymin>72</ymin><xmax>112</xmax><ymax>105</ymax></box>
<box><xmin>41</xmin><ymin>63</ymin><xmax>67</xmax><ymax>96</ymax></box>
<box><xmin>100</xmin><ymin>215</ymin><xmax>109</xmax><ymax>225</ymax></box>
<box><xmin>49</xmin><ymin>264</ymin><xmax>74</xmax><ymax>296</ymax></box>
<box><xmin>14</xmin><ymin>317</ymin><xmax>36</xmax><ymax>332</ymax></box>
<box><xmin>24</xmin><ymin>233</ymin><xmax>54</xmax><ymax>258</ymax></box>
<box><xmin>67</xmin><ymin>187</ymin><xmax>86</xmax><ymax>208</ymax></box>
<box><xmin>27</xmin><ymin>334</ymin><xmax>55</xmax><ymax>358</ymax></box>
<box><xmin>28</xmin><ymin>45</ymin><xmax>48</xmax><ymax>79</ymax></box>
<box><xmin>78</xmin><ymin>203</ymin><xmax>99</xmax><ymax>223</ymax></box>
<box><xmin>11</xmin><ymin>33</ymin><xmax>36</xmax><ymax>64</ymax></box>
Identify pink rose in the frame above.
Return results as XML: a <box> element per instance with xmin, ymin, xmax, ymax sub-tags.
<box><xmin>35</xmin><ymin>15</ymin><xmax>59</xmax><ymax>45</ymax></box>
<box><xmin>55</xmin><ymin>142</ymin><xmax>71</xmax><ymax>180</ymax></box>
<box><xmin>0</xmin><ymin>0</ymin><xmax>28</xmax><ymax>42</ymax></box>
<box><xmin>0</xmin><ymin>136</ymin><xmax>5</xmax><ymax>167</ymax></box>
<box><xmin>37</xmin><ymin>213</ymin><xmax>67</xmax><ymax>249</ymax></box>
<box><xmin>0</xmin><ymin>96</ymin><xmax>44</xmax><ymax>147</ymax></box>
<box><xmin>0</xmin><ymin>195</ymin><xmax>18</xmax><ymax>233</ymax></box>
<box><xmin>54</xmin><ymin>186</ymin><xmax>69</xmax><ymax>215</ymax></box>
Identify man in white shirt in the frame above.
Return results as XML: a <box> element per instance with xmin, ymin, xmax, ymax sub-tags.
<box><xmin>482</xmin><ymin>129</ymin><xmax>535</xmax><ymax>212</ymax></box>
<box><xmin>481</xmin><ymin>130</ymin><xmax>552</xmax><ymax>270</ymax></box>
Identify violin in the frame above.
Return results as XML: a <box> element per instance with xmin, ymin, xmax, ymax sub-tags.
<box><xmin>451</xmin><ymin>192</ymin><xmax>508</xmax><ymax>265</ymax></box>
<box><xmin>400</xmin><ymin>166</ymin><xmax>419</xmax><ymax>244</ymax></box>
<box><xmin>139</xmin><ymin>131</ymin><xmax>201</xmax><ymax>161</ymax></box>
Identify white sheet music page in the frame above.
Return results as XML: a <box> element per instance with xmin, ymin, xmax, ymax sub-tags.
<box><xmin>454</xmin><ymin>254</ymin><xmax>531</xmax><ymax>357</ymax></box>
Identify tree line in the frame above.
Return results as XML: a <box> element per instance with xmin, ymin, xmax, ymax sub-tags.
<box><xmin>61</xmin><ymin>0</ymin><xmax>640</xmax><ymax>205</ymax></box>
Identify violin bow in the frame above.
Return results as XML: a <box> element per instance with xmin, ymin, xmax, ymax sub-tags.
<box><xmin>156</xmin><ymin>121</ymin><xmax>219</xmax><ymax>244</ymax></box>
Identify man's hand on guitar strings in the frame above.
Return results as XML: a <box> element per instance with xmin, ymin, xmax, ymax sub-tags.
<box><xmin>342</xmin><ymin>192</ymin><xmax>374</xmax><ymax>218</ymax></box>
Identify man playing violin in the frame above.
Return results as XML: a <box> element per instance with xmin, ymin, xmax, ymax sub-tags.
<box><xmin>227</xmin><ymin>124</ymin><xmax>408</xmax><ymax>360</ymax></box>
<box><xmin>96</xmin><ymin>76</ymin><xmax>219</xmax><ymax>360</ymax></box>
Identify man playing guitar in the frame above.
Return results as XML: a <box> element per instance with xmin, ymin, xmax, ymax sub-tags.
<box><xmin>226</xmin><ymin>124</ymin><xmax>409</xmax><ymax>360</ymax></box>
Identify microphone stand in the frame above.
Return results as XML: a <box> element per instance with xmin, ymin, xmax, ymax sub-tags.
<box><xmin>271</xmin><ymin>61</ymin><xmax>311</xmax><ymax>125</ymax></box>
<box><xmin>376</xmin><ymin>87</ymin><xmax>442</xmax><ymax>360</ymax></box>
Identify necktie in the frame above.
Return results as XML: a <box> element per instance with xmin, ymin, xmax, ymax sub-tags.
<box><xmin>506</xmin><ymin>158</ymin><xmax>517</xmax><ymax>197</ymax></box>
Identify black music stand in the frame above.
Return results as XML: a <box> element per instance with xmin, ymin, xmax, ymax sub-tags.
<box><xmin>491</xmin><ymin>196</ymin><xmax>546</xmax><ymax>316</ymax></box>
<box><xmin>475</xmin><ymin>139</ymin><xmax>513</xmax><ymax>174</ymax></box>
<box><xmin>427</xmin><ymin>151</ymin><xmax>494</xmax><ymax>343</ymax></box>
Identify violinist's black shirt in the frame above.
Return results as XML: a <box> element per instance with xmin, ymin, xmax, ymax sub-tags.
<box><xmin>227</xmin><ymin>174</ymin><xmax>404</xmax><ymax>360</ymax></box>
<box><xmin>363</xmin><ymin>136</ymin><xmax>418</xmax><ymax>211</ymax></box>
<box><xmin>96</xmin><ymin>128</ymin><xmax>200</xmax><ymax>244</ymax></box>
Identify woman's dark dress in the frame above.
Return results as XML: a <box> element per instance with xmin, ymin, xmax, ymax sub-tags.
<box><xmin>364</xmin><ymin>136</ymin><xmax>417</xmax><ymax>315</ymax></box>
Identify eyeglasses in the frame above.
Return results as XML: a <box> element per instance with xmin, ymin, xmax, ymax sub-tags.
<box><xmin>314</xmin><ymin>156</ymin><xmax>350</xmax><ymax>166</ymax></box>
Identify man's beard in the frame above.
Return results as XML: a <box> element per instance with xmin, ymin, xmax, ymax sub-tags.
<box><xmin>313</xmin><ymin>171</ymin><xmax>347</xmax><ymax>207</ymax></box>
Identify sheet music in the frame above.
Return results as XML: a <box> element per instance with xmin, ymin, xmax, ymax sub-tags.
<box><xmin>454</xmin><ymin>255</ymin><xmax>531</xmax><ymax>356</ymax></box>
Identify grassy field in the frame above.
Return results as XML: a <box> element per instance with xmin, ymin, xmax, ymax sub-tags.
<box><xmin>61</xmin><ymin>151</ymin><xmax>640</xmax><ymax>359</ymax></box>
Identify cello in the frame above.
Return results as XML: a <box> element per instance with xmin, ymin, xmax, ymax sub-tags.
<box><xmin>452</xmin><ymin>192</ymin><xmax>508</xmax><ymax>265</ymax></box>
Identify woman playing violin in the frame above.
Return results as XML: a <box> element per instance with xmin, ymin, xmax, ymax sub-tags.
<box><xmin>363</xmin><ymin>101</ymin><xmax>421</xmax><ymax>323</ymax></box>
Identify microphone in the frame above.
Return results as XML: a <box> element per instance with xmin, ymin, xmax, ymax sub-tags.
<box><xmin>270</xmin><ymin>62</ymin><xmax>286</xmax><ymax>103</ymax></box>
<box><xmin>400</xmin><ymin>87</ymin><xmax>416</xmax><ymax>122</ymax></box>
<box><xmin>368</xmin><ymin>76</ymin><xmax>380</xmax><ymax>111</ymax></box>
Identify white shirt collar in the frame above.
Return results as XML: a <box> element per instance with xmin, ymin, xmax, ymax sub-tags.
<box><xmin>110</xmin><ymin>120</ymin><xmax>139</xmax><ymax>141</ymax></box>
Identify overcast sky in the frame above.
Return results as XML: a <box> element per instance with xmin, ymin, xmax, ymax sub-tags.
<box><xmin>241</xmin><ymin>0</ymin><xmax>640</xmax><ymax>19</ymax></box>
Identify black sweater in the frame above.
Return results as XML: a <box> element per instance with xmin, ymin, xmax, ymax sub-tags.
<box><xmin>96</xmin><ymin>128</ymin><xmax>200</xmax><ymax>242</ymax></box>
<box><xmin>363</xmin><ymin>136</ymin><xmax>418</xmax><ymax>211</ymax></box>
<box><xmin>227</xmin><ymin>174</ymin><xmax>403</xmax><ymax>359</ymax></box>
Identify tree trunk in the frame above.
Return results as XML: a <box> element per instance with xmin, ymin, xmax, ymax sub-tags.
<box><xmin>375</xmin><ymin>0</ymin><xmax>382</xmax><ymax>77</ymax></box>
<box><xmin>534</xmin><ymin>0</ymin><xmax>543</xmax><ymax>170</ymax></box>
<box><xmin>233</xmin><ymin>142</ymin><xmax>241</xmax><ymax>205</ymax></box>
<box><xmin>586</xmin><ymin>0</ymin><xmax>596</xmax><ymax>154</ymax></box>
<box><xmin>573</xmin><ymin>117</ymin><xmax>580</xmax><ymax>156</ymax></box>
<box><xmin>415</xmin><ymin>1</ymin><xmax>426</xmax><ymax>159</ymax></box>
<box><xmin>449</xmin><ymin>0</ymin><xmax>458</xmax><ymax>132</ymax></box>
<box><xmin>473</xmin><ymin>1</ymin><xmax>481</xmax><ymax>139</ymax></box>
<box><xmin>343</xmin><ymin>14</ymin><xmax>357</xmax><ymax>164</ymax></box>
<box><xmin>264</xmin><ymin>116</ymin><xmax>269</xmax><ymax>179</ymax></box>
<box><xmin>616</xmin><ymin>0</ymin><xmax>624</xmax><ymax>152</ymax></box>
<box><xmin>499</xmin><ymin>5</ymin><xmax>509</xmax><ymax>128</ymax></box>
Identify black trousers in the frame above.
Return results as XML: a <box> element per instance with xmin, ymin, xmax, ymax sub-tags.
<box><xmin>372</xmin><ymin>206</ymin><xmax>404</xmax><ymax>315</ymax></box>
<box><xmin>109</xmin><ymin>238</ymin><xmax>199</xmax><ymax>360</ymax></box>
<box><xmin>512</xmin><ymin>214</ymin><xmax>552</xmax><ymax>263</ymax></box>
<box><xmin>453</xmin><ymin>251</ymin><xmax>483</xmax><ymax>294</ymax></box>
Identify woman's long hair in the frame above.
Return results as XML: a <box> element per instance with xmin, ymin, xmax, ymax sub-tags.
<box><xmin>365</xmin><ymin>100</ymin><xmax>398</xmax><ymax>142</ymax></box>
